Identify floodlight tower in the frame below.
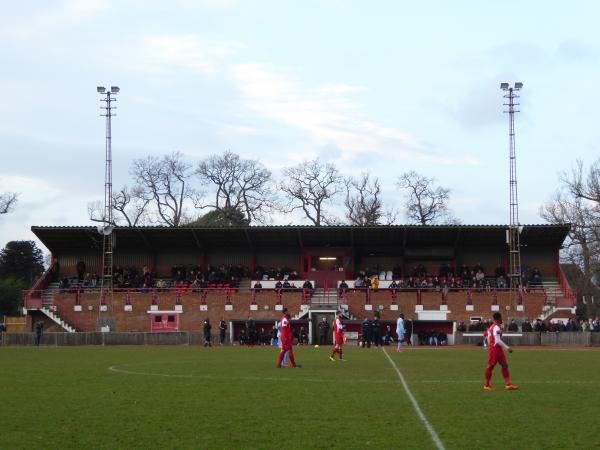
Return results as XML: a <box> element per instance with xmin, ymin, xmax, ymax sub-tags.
<box><xmin>500</xmin><ymin>82</ymin><xmax>523</xmax><ymax>297</ymax></box>
<box><xmin>97</xmin><ymin>86</ymin><xmax>119</xmax><ymax>297</ymax></box>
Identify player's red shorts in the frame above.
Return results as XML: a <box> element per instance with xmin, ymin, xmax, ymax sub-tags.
<box><xmin>334</xmin><ymin>332</ymin><xmax>344</xmax><ymax>346</ymax></box>
<box><xmin>281</xmin><ymin>337</ymin><xmax>292</xmax><ymax>351</ymax></box>
<box><xmin>487</xmin><ymin>346</ymin><xmax>507</xmax><ymax>366</ymax></box>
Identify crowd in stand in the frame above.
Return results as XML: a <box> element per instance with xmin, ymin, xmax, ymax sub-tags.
<box><xmin>348</xmin><ymin>262</ymin><xmax>543</xmax><ymax>292</ymax></box>
<box><xmin>58</xmin><ymin>261</ymin><xmax>250</xmax><ymax>291</ymax></box>
<box><xmin>456</xmin><ymin>317</ymin><xmax>600</xmax><ymax>333</ymax></box>
<box><xmin>252</xmin><ymin>266</ymin><xmax>301</xmax><ymax>281</ymax></box>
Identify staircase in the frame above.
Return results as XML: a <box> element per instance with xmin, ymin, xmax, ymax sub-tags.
<box><xmin>310</xmin><ymin>288</ymin><xmax>339</xmax><ymax>306</ymax></box>
<box><xmin>541</xmin><ymin>279</ymin><xmax>564</xmax><ymax>306</ymax></box>
<box><xmin>237</xmin><ymin>277</ymin><xmax>252</xmax><ymax>293</ymax></box>
<box><xmin>40</xmin><ymin>307</ymin><xmax>76</xmax><ymax>333</ymax></box>
<box><xmin>42</xmin><ymin>282</ymin><xmax>60</xmax><ymax>308</ymax></box>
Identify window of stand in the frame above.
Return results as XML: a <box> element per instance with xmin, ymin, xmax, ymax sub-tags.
<box><xmin>311</xmin><ymin>256</ymin><xmax>343</xmax><ymax>271</ymax></box>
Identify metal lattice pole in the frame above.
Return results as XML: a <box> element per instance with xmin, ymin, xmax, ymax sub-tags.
<box><xmin>97</xmin><ymin>86</ymin><xmax>119</xmax><ymax>301</ymax></box>
<box><xmin>501</xmin><ymin>82</ymin><xmax>523</xmax><ymax>305</ymax></box>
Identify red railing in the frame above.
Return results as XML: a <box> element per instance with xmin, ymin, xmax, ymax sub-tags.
<box><xmin>28</xmin><ymin>261</ymin><xmax>57</xmax><ymax>300</ymax></box>
<box><xmin>555</xmin><ymin>263</ymin><xmax>577</xmax><ymax>307</ymax></box>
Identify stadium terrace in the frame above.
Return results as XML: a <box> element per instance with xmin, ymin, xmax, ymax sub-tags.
<box><xmin>22</xmin><ymin>224</ymin><xmax>574</xmax><ymax>344</ymax></box>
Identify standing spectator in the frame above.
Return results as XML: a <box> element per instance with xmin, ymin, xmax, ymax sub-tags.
<box><xmin>371</xmin><ymin>314</ymin><xmax>381</xmax><ymax>347</ymax></box>
<box><xmin>521</xmin><ymin>319</ymin><xmax>533</xmax><ymax>332</ymax></box>
<box><xmin>219</xmin><ymin>319</ymin><xmax>227</xmax><ymax>345</ymax></box>
<box><xmin>246</xmin><ymin>316</ymin><xmax>256</xmax><ymax>345</ymax></box>
<box><xmin>76</xmin><ymin>260</ymin><xmax>86</xmax><ymax>282</ymax></box>
<box><xmin>507</xmin><ymin>319</ymin><xmax>518</xmax><ymax>332</ymax></box>
<box><xmin>396</xmin><ymin>313</ymin><xmax>405</xmax><ymax>353</ymax></box>
<box><xmin>318</xmin><ymin>317</ymin><xmax>330</xmax><ymax>345</ymax></box>
<box><xmin>404</xmin><ymin>319</ymin><xmax>413</xmax><ymax>346</ymax></box>
<box><xmin>34</xmin><ymin>322</ymin><xmax>43</xmax><ymax>346</ymax></box>
<box><xmin>203</xmin><ymin>319</ymin><xmax>212</xmax><ymax>347</ymax></box>
<box><xmin>361</xmin><ymin>317</ymin><xmax>372</xmax><ymax>348</ymax></box>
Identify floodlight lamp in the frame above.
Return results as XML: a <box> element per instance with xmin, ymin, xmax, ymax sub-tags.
<box><xmin>500</xmin><ymin>82</ymin><xmax>509</xmax><ymax>90</ymax></box>
<box><xmin>110</xmin><ymin>86</ymin><xmax>120</xmax><ymax>93</ymax></box>
<box><xmin>515</xmin><ymin>82</ymin><xmax>523</xmax><ymax>89</ymax></box>
<box><xmin>97</xmin><ymin>86</ymin><xmax>106</xmax><ymax>93</ymax></box>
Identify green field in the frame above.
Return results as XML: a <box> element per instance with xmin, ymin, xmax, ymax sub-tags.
<box><xmin>2</xmin><ymin>345</ymin><xmax>600</xmax><ymax>449</ymax></box>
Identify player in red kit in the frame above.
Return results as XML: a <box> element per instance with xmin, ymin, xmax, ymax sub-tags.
<box><xmin>276</xmin><ymin>310</ymin><xmax>297</xmax><ymax>368</ymax></box>
<box><xmin>330</xmin><ymin>313</ymin><xmax>345</xmax><ymax>361</ymax></box>
<box><xmin>484</xmin><ymin>312</ymin><xmax>518</xmax><ymax>391</ymax></box>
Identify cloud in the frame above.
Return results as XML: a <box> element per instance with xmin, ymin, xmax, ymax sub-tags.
<box><xmin>2</xmin><ymin>0</ymin><xmax>112</xmax><ymax>40</ymax></box>
<box><xmin>229</xmin><ymin>63</ymin><xmax>441</xmax><ymax>162</ymax></box>
<box><xmin>140</xmin><ymin>35</ymin><xmax>245</xmax><ymax>76</ymax></box>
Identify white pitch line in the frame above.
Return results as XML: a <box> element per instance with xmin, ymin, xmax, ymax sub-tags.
<box><xmin>382</xmin><ymin>347</ymin><xmax>445</xmax><ymax>450</ymax></box>
<box><xmin>108</xmin><ymin>365</ymin><xmax>395</xmax><ymax>385</ymax></box>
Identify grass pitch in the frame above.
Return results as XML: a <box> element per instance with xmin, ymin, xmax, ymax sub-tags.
<box><xmin>2</xmin><ymin>344</ymin><xmax>600</xmax><ymax>449</ymax></box>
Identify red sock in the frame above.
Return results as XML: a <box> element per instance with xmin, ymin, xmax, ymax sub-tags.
<box><xmin>277</xmin><ymin>350</ymin><xmax>286</xmax><ymax>367</ymax></box>
<box><xmin>288</xmin><ymin>351</ymin><xmax>296</xmax><ymax>368</ymax></box>
<box><xmin>339</xmin><ymin>348</ymin><xmax>343</xmax><ymax>359</ymax></box>
<box><xmin>330</xmin><ymin>348</ymin><xmax>337</xmax><ymax>358</ymax></box>
<box><xmin>502</xmin><ymin>367</ymin><xmax>511</xmax><ymax>385</ymax></box>
<box><xmin>484</xmin><ymin>367</ymin><xmax>493</xmax><ymax>386</ymax></box>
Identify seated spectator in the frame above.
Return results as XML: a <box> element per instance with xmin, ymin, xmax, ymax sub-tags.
<box><xmin>497</xmin><ymin>276</ymin><xmax>507</xmax><ymax>289</ymax></box>
<box><xmin>530</xmin><ymin>267</ymin><xmax>542</xmax><ymax>285</ymax></box>
<box><xmin>354</xmin><ymin>276</ymin><xmax>365</xmax><ymax>288</ymax></box>
<box><xmin>494</xmin><ymin>265</ymin><xmax>506</xmax><ymax>278</ymax></box>
<box><xmin>437</xmin><ymin>332</ymin><xmax>447</xmax><ymax>345</ymax></box>
<box><xmin>383</xmin><ymin>325</ymin><xmax>394</xmax><ymax>345</ymax></box>
<box><xmin>388</xmin><ymin>280</ymin><xmax>398</xmax><ymax>290</ymax></box>
<box><xmin>253</xmin><ymin>281</ymin><xmax>262</xmax><ymax>289</ymax></box>
<box><xmin>370</xmin><ymin>276</ymin><xmax>379</xmax><ymax>289</ymax></box>
<box><xmin>302</xmin><ymin>280</ymin><xmax>313</xmax><ymax>290</ymax></box>
<box><xmin>239</xmin><ymin>329</ymin><xmax>248</xmax><ymax>345</ymax></box>
<box><xmin>275</xmin><ymin>280</ymin><xmax>283</xmax><ymax>289</ymax></box>
<box><xmin>282</xmin><ymin>280</ymin><xmax>291</xmax><ymax>290</ymax></box>
<box><xmin>339</xmin><ymin>280</ymin><xmax>349</xmax><ymax>290</ymax></box>
<box><xmin>299</xmin><ymin>327</ymin><xmax>308</xmax><ymax>345</ymax></box>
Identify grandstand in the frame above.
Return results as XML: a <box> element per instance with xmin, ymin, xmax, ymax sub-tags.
<box><xmin>22</xmin><ymin>224</ymin><xmax>575</xmax><ymax>344</ymax></box>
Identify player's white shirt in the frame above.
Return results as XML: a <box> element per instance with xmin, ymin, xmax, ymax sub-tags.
<box><xmin>334</xmin><ymin>317</ymin><xmax>343</xmax><ymax>333</ymax></box>
<box><xmin>396</xmin><ymin>317</ymin><xmax>405</xmax><ymax>335</ymax></box>
<box><xmin>489</xmin><ymin>323</ymin><xmax>509</xmax><ymax>350</ymax></box>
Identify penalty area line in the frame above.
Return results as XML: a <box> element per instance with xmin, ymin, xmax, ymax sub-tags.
<box><xmin>382</xmin><ymin>347</ymin><xmax>445</xmax><ymax>450</ymax></box>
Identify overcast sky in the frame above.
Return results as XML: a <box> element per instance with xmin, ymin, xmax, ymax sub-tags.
<box><xmin>1</xmin><ymin>0</ymin><xmax>599</xmax><ymax>253</ymax></box>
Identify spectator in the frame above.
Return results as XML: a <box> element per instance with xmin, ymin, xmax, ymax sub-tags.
<box><xmin>253</xmin><ymin>281</ymin><xmax>262</xmax><ymax>289</ymax></box>
<box><xmin>437</xmin><ymin>331</ymin><xmax>447</xmax><ymax>345</ymax></box>
<box><xmin>388</xmin><ymin>280</ymin><xmax>398</xmax><ymax>290</ymax></box>
<box><xmin>370</xmin><ymin>276</ymin><xmax>379</xmax><ymax>289</ymax></box>
<box><xmin>76</xmin><ymin>260</ymin><xmax>86</xmax><ymax>282</ymax></box>
<box><xmin>521</xmin><ymin>319</ymin><xmax>533</xmax><ymax>332</ymax></box>
<box><xmin>383</xmin><ymin>325</ymin><xmax>394</xmax><ymax>345</ymax></box>
<box><xmin>371</xmin><ymin>314</ymin><xmax>381</xmax><ymax>346</ymax></box>
<box><xmin>239</xmin><ymin>329</ymin><xmax>248</xmax><ymax>345</ymax></box>
<box><xmin>34</xmin><ymin>322</ymin><xmax>43</xmax><ymax>346</ymax></box>
<box><xmin>275</xmin><ymin>280</ymin><xmax>283</xmax><ymax>289</ymax></box>
<box><xmin>246</xmin><ymin>316</ymin><xmax>256</xmax><ymax>345</ymax></box>
<box><xmin>203</xmin><ymin>319</ymin><xmax>212</xmax><ymax>347</ymax></box>
<box><xmin>457</xmin><ymin>321</ymin><xmax>467</xmax><ymax>332</ymax></box>
<box><xmin>361</xmin><ymin>317</ymin><xmax>372</xmax><ymax>348</ymax></box>
<box><xmin>318</xmin><ymin>317</ymin><xmax>330</xmax><ymax>344</ymax></box>
<box><xmin>219</xmin><ymin>319</ymin><xmax>227</xmax><ymax>345</ymax></box>
<box><xmin>299</xmin><ymin>327</ymin><xmax>308</xmax><ymax>345</ymax></box>
<box><xmin>339</xmin><ymin>280</ymin><xmax>349</xmax><ymax>291</ymax></box>
<box><xmin>507</xmin><ymin>319</ymin><xmax>518</xmax><ymax>332</ymax></box>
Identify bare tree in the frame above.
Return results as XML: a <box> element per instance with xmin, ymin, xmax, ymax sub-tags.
<box><xmin>88</xmin><ymin>186</ymin><xmax>152</xmax><ymax>226</ymax></box>
<box><xmin>280</xmin><ymin>159</ymin><xmax>343</xmax><ymax>226</ymax></box>
<box><xmin>397</xmin><ymin>171</ymin><xmax>454</xmax><ymax>225</ymax></box>
<box><xmin>195</xmin><ymin>151</ymin><xmax>275</xmax><ymax>223</ymax></box>
<box><xmin>344</xmin><ymin>173</ymin><xmax>396</xmax><ymax>225</ymax></box>
<box><xmin>0</xmin><ymin>192</ymin><xmax>18</xmax><ymax>214</ymax></box>
<box><xmin>131</xmin><ymin>152</ymin><xmax>195</xmax><ymax>227</ymax></box>
<box><xmin>543</xmin><ymin>159</ymin><xmax>600</xmax><ymax>311</ymax></box>
<box><xmin>562</xmin><ymin>159</ymin><xmax>600</xmax><ymax>204</ymax></box>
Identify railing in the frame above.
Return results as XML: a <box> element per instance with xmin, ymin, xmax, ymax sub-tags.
<box><xmin>555</xmin><ymin>263</ymin><xmax>577</xmax><ymax>307</ymax></box>
<box><xmin>28</xmin><ymin>261</ymin><xmax>57</xmax><ymax>299</ymax></box>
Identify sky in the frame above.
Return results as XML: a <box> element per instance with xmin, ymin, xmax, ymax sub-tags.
<box><xmin>1</xmin><ymin>0</ymin><xmax>599</xmax><ymax>254</ymax></box>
